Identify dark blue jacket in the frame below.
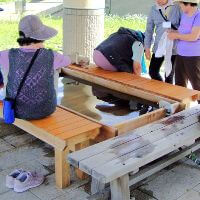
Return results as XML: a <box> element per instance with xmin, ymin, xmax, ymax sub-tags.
<box><xmin>95</xmin><ymin>27</ymin><xmax>144</xmax><ymax>73</ymax></box>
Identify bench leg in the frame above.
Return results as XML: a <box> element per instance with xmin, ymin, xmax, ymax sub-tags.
<box><xmin>55</xmin><ymin>147</ymin><xmax>70</xmax><ymax>188</ymax></box>
<box><xmin>110</xmin><ymin>174</ymin><xmax>130</xmax><ymax>200</ymax></box>
<box><xmin>75</xmin><ymin>140</ymin><xmax>90</xmax><ymax>180</ymax></box>
<box><xmin>91</xmin><ymin>178</ymin><xmax>106</xmax><ymax>195</ymax></box>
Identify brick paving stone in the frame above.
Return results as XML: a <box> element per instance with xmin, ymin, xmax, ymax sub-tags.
<box><xmin>62</xmin><ymin>188</ymin><xmax>89</xmax><ymax>200</ymax></box>
<box><xmin>193</xmin><ymin>183</ymin><xmax>200</xmax><ymax>192</ymax></box>
<box><xmin>0</xmin><ymin>138</ymin><xmax>14</xmax><ymax>153</ymax></box>
<box><xmin>0</xmin><ymin>190</ymin><xmax>41</xmax><ymax>200</ymax></box>
<box><xmin>177</xmin><ymin>190</ymin><xmax>200</xmax><ymax>200</ymax></box>
<box><xmin>0</xmin><ymin>174</ymin><xmax>10</xmax><ymax>194</ymax></box>
<box><xmin>130</xmin><ymin>189</ymin><xmax>157</xmax><ymax>200</ymax></box>
<box><xmin>0</xmin><ymin>144</ymin><xmax>50</xmax><ymax>170</ymax></box>
<box><xmin>140</xmin><ymin>164</ymin><xmax>200</xmax><ymax>200</ymax></box>
<box><xmin>30</xmin><ymin>179</ymin><xmax>66</xmax><ymax>200</ymax></box>
<box><xmin>0</xmin><ymin>119</ymin><xmax>21</xmax><ymax>137</ymax></box>
<box><xmin>4</xmin><ymin>133</ymin><xmax>37</xmax><ymax>147</ymax></box>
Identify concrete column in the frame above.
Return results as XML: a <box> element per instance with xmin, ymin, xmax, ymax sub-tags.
<box><xmin>63</xmin><ymin>0</ymin><xmax>105</xmax><ymax>63</ymax></box>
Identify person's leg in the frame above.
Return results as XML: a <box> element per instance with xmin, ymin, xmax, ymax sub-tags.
<box><xmin>92</xmin><ymin>50</ymin><xmax>117</xmax><ymax>101</ymax></box>
<box><xmin>93</xmin><ymin>50</ymin><xmax>117</xmax><ymax>71</ymax></box>
<box><xmin>149</xmin><ymin>54</ymin><xmax>164</xmax><ymax>81</ymax></box>
<box><xmin>165</xmin><ymin>55</ymin><xmax>176</xmax><ymax>84</ymax></box>
<box><xmin>0</xmin><ymin>71</ymin><xmax>3</xmax><ymax>85</ymax></box>
<box><xmin>175</xmin><ymin>55</ymin><xmax>188</xmax><ymax>88</ymax></box>
<box><xmin>184</xmin><ymin>56</ymin><xmax>200</xmax><ymax>91</ymax></box>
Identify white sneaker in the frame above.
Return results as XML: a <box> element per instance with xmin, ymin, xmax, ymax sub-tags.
<box><xmin>14</xmin><ymin>171</ymin><xmax>44</xmax><ymax>193</ymax></box>
<box><xmin>6</xmin><ymin>169</ymin><xmax>24</xmax><ymax>189</ymax></box>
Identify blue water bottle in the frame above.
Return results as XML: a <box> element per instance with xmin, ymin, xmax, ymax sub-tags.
<box><xmin>3</xmin><ymin>98</ymin><xmax>15</xmax><ymax>124</ymax></box>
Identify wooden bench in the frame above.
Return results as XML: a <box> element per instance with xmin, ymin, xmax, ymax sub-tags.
<box><xmin>68</xmin><ymin>105</ymin><xmax>200</xmax><ymax>200</ymax></box>
<box><xmin>0</xmin><ymin>103</ymin><xmax>118</xmax><ymax>189</ymax></box>
<box><xmin>62</xmin><ymin>65</ymin><xmax>200</xmax><ymax>107</ymax></box>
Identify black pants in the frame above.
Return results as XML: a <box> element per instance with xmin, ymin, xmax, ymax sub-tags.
<box><xmin>0</xmin><ymin>71</ymin><xmax>3</xmax><ymax>85</ymax></box>
<box><xmin>149</xmin><ymin>54</ymin><xmax>176</xmax><ymax>84</ymax></box>
<box><xmin>175</xmin><ymin>55</ymin><xmax>200</xmax><ymax>89</ymax></box>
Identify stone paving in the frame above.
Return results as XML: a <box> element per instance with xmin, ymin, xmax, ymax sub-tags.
<box><xmin>0</xmin><ymin>88</ymin><xmax>200</xmax><ymax>200</ymax></box>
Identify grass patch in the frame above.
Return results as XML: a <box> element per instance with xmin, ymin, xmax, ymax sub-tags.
<box><xmin>0</xmin><ymin>15</ymin><xmax>146</xmax><ymax>51</ymax></box>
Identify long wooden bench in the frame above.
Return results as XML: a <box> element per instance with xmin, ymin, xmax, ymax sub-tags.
<box><xmin>68</xmin><ymin>105</ymin><xmax>200</xmax><ymax>200</ymax></box>
<box><xmin>62</xmin><ymin>65</ymin><xmax>200</xmax><ymax>107</ymax></box>
<box><xmin>0</xmin><ymin>102</ymin><xmax>118</xmax><ymax>189</ymax></box>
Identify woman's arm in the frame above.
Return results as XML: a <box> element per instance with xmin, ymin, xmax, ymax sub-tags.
<box><xmin>132</xmin><ymin>41</ymin><xmax>144</xmax><ymax>76</ymax></box>
<box><xmin>144</xmin><ymin>7</ymin><xmax>155</xmax><ymax>52</ymax></box>
<box><xmin>53</xmin><ymin>51</ymin><xmax>71</xmax><ymax>69</ymax></box>
<box><xmin>133</xmin><ymin>61</ymin><xmax>141</xmax><ymax>76</ymax></box>
<box><xmin>168</xmin><ymin>26</ymin><xmax>200</xmax><ymax>41</ymax></box>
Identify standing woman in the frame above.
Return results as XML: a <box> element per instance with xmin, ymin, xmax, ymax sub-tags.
<box><xmin>168</xmin><ymin>0</ymin><xmax>200</xmax><ymax>94</ymax></box>
<box><xmin>0</xmin><ymin>7</ymin><xmax>4</xmax><ymax>86</ymax></box>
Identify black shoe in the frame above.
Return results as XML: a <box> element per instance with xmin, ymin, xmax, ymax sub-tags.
<box><xmin>139</xmin><ymin>105</ymin><xmax>153</xmax><ymax>115</ymax></box>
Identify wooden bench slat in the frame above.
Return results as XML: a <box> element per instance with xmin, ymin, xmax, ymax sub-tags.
<box><xmin>68</xmin><ymin>106</ymin><xmax>200</xmax><ymax>167</ymax></box>
<box><xmin>58</xmin><ymin>123</ymin><xmax>102</xmax><ymax>140</ymax></box>
<box><xmin>48</xmin><ymin>118</ymin><xmax>93</xmax><ymax>134</ymax></box>
<box><xmin>31</xmin><ymin>112</ymin><xmax>76</xmax><ymax>127</ymax></box>
<box><xmin>64</xmin><ymin>65</ymin><xmax>200</xmax><ymax>102</ymax></box>
<box><xmin>44</xmin><ymin>117</ymin><xmax>89</xmax><ymax>131</ymax></box>
<box><xmin>78</xmin><ymin>112</ymin><xmax>200</xmax><ymax>175</ymax></box>
<box><xmin>91</xmin><ymin>122</ymin><xmax>200</xmax><ymax>183</ymax></box>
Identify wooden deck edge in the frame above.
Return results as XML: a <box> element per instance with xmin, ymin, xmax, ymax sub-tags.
<box><xmin>58</xmin><ymin>105</ymin><xmax>118</xmax><ymax>140</ymax></box>
<box><xmin>62</xmin><ymin>67</ymin><xmax>177</xmax><ymax>104</ymax></box>
<box><xmin>115</xmin><ymin>108</ymin><xmax>166</xmax><ymax>135</ymax></box>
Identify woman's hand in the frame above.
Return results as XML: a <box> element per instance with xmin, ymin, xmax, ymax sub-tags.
<box><xmin>168</xmin><ymin>32</ymin><xmax>179</xmax><ymax>40</ymax></box>
<box><xmin>145</xmin><ymin>48</ymin><xmax>151</xmax><ymax>60</ymax></box>
<box><xmin>133</xmin><ymin>61</ymin><xmax>141</xmax><ymax>76</ymax></box>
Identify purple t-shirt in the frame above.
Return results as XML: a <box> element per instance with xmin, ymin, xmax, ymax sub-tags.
<box><xmin>177</xmin><ymin>10</ymin><xmax>200</xmax><ymax>56</ymax></box>
<box><xmin>0</xmin><ymin>48</ymin><xmax>71</xmax><ymax>71</ymax></box>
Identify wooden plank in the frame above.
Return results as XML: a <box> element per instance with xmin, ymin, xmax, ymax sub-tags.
<box><xmin>55</xmin><ymin>123</ymin><xmax>101</xmax><ymax>140</ymax></box>
<box><xmin>10</xmin><ymin>117</ymin><xmax>66</xmax><ymax>150</ymax></box>
<box><xmin>45</xmin><ymin>117</ymin><xmax>88</xmax><ymax>131</ymax></box>
<box><xmin>55</xmin><ymin>147</ymin><xmax>70</xmax><ymax>188</ymax></box>
<box><xmin>91</xmin><ymin>178</ymin><xmax>106</xmax><ymax>195</ymax></box>
<box><xmin>91</xmin><ymin>123</ymin><xmax>200</xmax><ymax>183</ymax></box>
<box><xmin>115</xmin><ymin>108</ymin><xmax>166</xmax><ymax>135</ymax></box>
<box><xmin>48</xmin><ymin>118</ymin><xmax>93</xmax><ymax>134</ymax></box>
<box><xmin>75</xmin><ymin>140</ymin><xmax>90</xmax><ymax>180</ymax></box>
<box><xmin>62</xmin><ymin>65</ymin><xmax>200</xmax><ymax>102</ymax></box>
<box><xmin>68</xmin><ymin>105</ymin><xmax>200</xmax><ymax>168</ymax></box>
<box><xmin>62</xmin><ymin>67</ymin><xmax>178</xmax><ymax>104</ymax></box>
<box><xmin>110</xmin><ymin>174</ymin><xmax>130</xmax><ymax>200</ymax></box>
<box><xmin>67</xmin><ymin>129</ymin><xmax>100</xmax><ymax>148</ymax></box>
<box><xmin>30</xmin><ymin>112</ymin><xmax>75</xmax><ymax>127</ymax></box>
<box><xmin>58</xmin><ymin>105</ymin><xmax>117</xmax><ymax>139</ymax></box>
<box><xmin>88</xmin><ymin>141</ymin><xmax>200</xmax><ymax>200</ymax></box>
<box><xmin>79</xmin><ymin>112</ymin><xmax>200</xmax><ymax>175</ymax></box>
<box><xmin>129</xmin><ymin>141</ymin><xmax>200</xmax><ymax>186</ymax></box>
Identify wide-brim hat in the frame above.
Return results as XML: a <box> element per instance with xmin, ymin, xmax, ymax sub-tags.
<box><xmin>173</xmin><ymin>0</ymin><xmax>199</xmax><ymax>4</ymax></box>
<box><xmin>19</xmin><ymin>15</ymin><xmax>58</xmax><ymax>41</ymax></box>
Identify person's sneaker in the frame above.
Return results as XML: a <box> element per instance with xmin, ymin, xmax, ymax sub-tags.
<box><xmin>139</xmin><ymin>105</ymin><xmax>153</xmax><ymax>115</ymax></box>
<box><xmin>14</xmin><ymin>171</ymin><xmax>44</xmax><ymax>193</ymax></box>
<box><xmin>6</xmin><ymin>169</ymin><xmax>24</xmax><ymax>189</ymax></box>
